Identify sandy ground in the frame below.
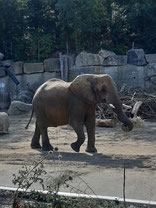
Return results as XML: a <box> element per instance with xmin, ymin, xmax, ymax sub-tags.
<box><xmin>0</xmin><ymin>114</ymin><xmax>156</xmax><ymax>171</ymax></box>
<box><xmin>0</xmin><ymin>113</ymin><xmax>156</xmax><ymax>200</ymax></box>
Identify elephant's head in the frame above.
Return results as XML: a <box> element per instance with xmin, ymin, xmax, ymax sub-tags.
<box><xmin>70</xmin><ymin>74</ymin><xmax>133</xmax><ymax>132</ymax></box>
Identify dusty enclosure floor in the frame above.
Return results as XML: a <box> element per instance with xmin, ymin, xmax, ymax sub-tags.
<box><xmin>0</xmin><ymin>113</ymin><xmax>156</xmax><ymax>199</ymax></box>
<box><xmin>0</xmin><ymin>114</ymin><xmax>156</xmax><ymax>171</ymax></box>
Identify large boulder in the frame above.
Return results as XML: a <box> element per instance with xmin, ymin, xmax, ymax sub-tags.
<box><xmin>10</xmin><ymin>90</ymin><xmax>34</xmax><ymax>104</ymax></box>
<box><xmin>44</xmin><ymin>58</ymin><xmax>60</xmax><ymax>72</ymax></box>
<box><xmin>8</xmin><ymin>101</ymin><xmax>32</xmax><ymax>115</ymax></box>
<box><xmin>75</xmin><ymin>52</ymin><xmax>103</xmax><ymax>67</ymax></box>
<box><xmin>127</xmin><ymin>49</ymin><xmax>148</xmax><ymax>66</ymax></box>
<box><xmin>0</xmin><ymin>60</ymin><xmax>23</xmax><ymax>76</ymax></box>
<box><xmin>103</xmin><ymin>55</ymin><xmax>127</xmax><ymax>66</ymax></box>
<box><xmin>98</xmin><ymin>49</ymin><xmax>116</xmax><ymax>59</ymax></box>
<box><xmin>0</xmin><ymin>112</ymin><xmax>9</xmax><ymax>134</ymax></box>
<box><xmin>145</xmin><ymin>54</ymin><xmax>156</xmax><ymax>64</ymax></box>
<box><xmin>13</xmin><ymin>61</ymin><xmax>24</xmax><ymax>75</ymax></box>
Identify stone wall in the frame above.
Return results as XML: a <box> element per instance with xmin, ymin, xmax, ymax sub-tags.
<box><xmin>69</xmin><ymin>50</ymin><xmax>156</xmax><ymax>92</ymax></box>
<box><xmin>0</xmin><ymin>50</ymin><xmax>156</xmax><ymax>109</ymax></box>
<box><xmin>0</xmin><ymin>58</ymin><xmax>61</xmax><ymax>108</ymax></box>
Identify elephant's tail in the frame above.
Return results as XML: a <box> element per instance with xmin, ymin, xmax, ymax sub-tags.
<box><xmin>25</xmin><ymin>109</ymin><xmax>34</xmax><ymax>129</ymax></box>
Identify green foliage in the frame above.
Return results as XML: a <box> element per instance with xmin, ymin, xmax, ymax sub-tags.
<box><xmin>0</xmin><ymin>0</ymin><xmax>156</xmax><ymax>60</ymax></box>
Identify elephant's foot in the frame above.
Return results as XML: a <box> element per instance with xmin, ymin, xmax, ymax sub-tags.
<box><xmin>85</xmin><ymin>146</ymin><xmax>97</xmax><ymax>153</ymax></box>
<box><xmin>42</xmin><ymin>143</ymin><xmax>54</xmax><ymax>151</ymax></box>
<box><xmin>71</xmin><ymin>142</ymin><xmax>81</xmax><ymax>153</ymax></box>
<box><xmin>31</xmin><ymin>143</ymin><xmax>41</xmax><ymax>149</ymax></box>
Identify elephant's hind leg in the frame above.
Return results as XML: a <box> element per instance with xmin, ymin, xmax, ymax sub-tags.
<box><xmin>31</xmin><ymin>122</ymin><xmax>41</xmax><ymax>149</ymax></box>
<box><xmin>40</xmin><ymin>127</ymin><xmax>53</xmax><ymax>151</ymax></box>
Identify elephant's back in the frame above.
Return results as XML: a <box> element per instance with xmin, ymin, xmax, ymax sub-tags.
<box><xmin>34</xmin><ymin>79</ymin><xmax>69</xmax><ymax>99</ymax></box>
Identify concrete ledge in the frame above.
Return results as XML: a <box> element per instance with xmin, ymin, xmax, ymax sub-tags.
<box><xmin>0</xmin><ymin>186</ymin><xmax>156</xmax><ymax>206</ymax></box>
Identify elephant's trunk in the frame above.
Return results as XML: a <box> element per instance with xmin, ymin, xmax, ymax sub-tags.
<box><xmin>115</xmin><ymin>109</ymin><xmax>133</xmax><ymax>131</ymax></box>
<box><xmin>108</xmin><ymin>96</ymin><xmax>133</xmax><ymax>132</ymax></box>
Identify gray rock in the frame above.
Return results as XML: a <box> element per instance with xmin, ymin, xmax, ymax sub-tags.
<box><xmin>98</xmin><ymin>49</ymin><xmax>116</xmax><ymax>59</ymax></box>
<box><xmin>148</xmin><ymin>63</ymin><xmax>156</xmax><ymax>73</ymax></box>
<box><xmin>145</xmin><ymin>63</ymin><xmax>156</xmax><ymax>90</ymax></box>
<box><xmin>24</xmin><ymin>63</ymin><xmax>44</xmax><ymax>74</ymax></box>
<box><xmin>44</xmin><ymin>58</ymin><xmax>60</xmax><ymax>72</ymax></box>
<box><xmin>8</xmin><ymin>101</ymin><xmax>32</xmax><ymax>115</ymax></box>
<box><xmin>13</xmin><ymin>61</ymin><xmax>24</xmax><ymax>75</ymax></box>
<box><xmin>0</xmin><ymin>112</ymin><xmax>9</xmax><ymax>134</ymax></box>
<box><xmin>103</xmin><ymin>55</ymin><xmax>127</xmax><ymax>66</ymax></box>
<box><xmin>10</xmin><ymin>90</ymin><xmax>34</xmax><ymax>104</ymax></box>
<box><xmin>75</xmin><ymin>52</ymin><xmax>103</xmax><ymax>67</ymax></box>
<box><xmin>146</xmin><ymin>54</ymin><xmax>156</xmax><ymax>63</ymax></box>
<box><xmin>0</xmin><ymin>66</ymin><xmax>6</xmax><ymax>77</ymax></box>
<box><xmin>0</xmin><ymin>52</ymin><xmax>4</xmax><ymax>61</ymax></box>
<box><xmin>127</xmin><ymin>49</ymin><xmax>148</xmax><ymax>66</ymax></box>
<box><xmin>2</xmin><ymin>59</ymin><xmax>13</xmax><ymax>66</ymax></box>
<box><xmin>2</xmin><ymin>60</ymin><xmax>14</xmax><ymax>74</ymax></box>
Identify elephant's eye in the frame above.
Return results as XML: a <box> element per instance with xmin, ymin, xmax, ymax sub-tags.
<box><xmin>101</xmin><ymin>85</ymin><xmax>107</xmax><ymax>94</ymax></box>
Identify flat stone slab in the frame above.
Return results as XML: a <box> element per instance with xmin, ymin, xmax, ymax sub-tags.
<box><xmin>24</xmin><ymin>63</ymin><xmax>44</xmax><ymax>74</ymax></box>
<box><xmin>44</xmin><ymin>58</ymin><xmax>60</xmax><ymax>72</ymax></box>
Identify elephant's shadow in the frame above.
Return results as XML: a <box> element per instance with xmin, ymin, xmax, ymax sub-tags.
<box><xmin>41</xmin><ymin>151</ymin><xmax>151</xmax><ymax>170</ymax></box>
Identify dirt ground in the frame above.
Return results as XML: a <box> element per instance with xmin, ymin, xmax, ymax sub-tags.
<box><xmin>0</xmin><ymin>113</ymin><xmax>156</xmax><ymax>174</ymax></box>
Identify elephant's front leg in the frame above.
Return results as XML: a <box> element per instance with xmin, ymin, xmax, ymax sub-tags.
<box><xmin>85</xmin><ymin>113</ymin><xmax>97</xmax><ymax>153</ymax></box>
<box><xmin>70</xmin><ymin>121</ymin><xmax>85</xmax><ymax>153</ymax></box>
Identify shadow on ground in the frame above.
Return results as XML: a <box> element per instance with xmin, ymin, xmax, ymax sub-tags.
<box><xmin>43</xmin><ymin>151</ymin><xmax>154</xmax><ymax>170</ymax></box>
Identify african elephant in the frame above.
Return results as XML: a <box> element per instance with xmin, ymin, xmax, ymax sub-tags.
<box><xmin>26</xmin><ymin>74</ymin><xmax>133</xmax><ymax>152</ymax></box>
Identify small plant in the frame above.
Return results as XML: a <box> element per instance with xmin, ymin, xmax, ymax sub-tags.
<box><xmin>12</xmin><ymin>153</ymin><xmax>48</xmax><ymax>207</ymax></box>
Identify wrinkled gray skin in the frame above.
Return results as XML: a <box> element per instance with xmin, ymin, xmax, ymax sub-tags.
<box><xmin>26</xmin><ymin>74</ymin><xmax>133</xmax><ymax>153</ymax></box>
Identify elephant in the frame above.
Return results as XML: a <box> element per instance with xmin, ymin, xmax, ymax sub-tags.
<box><xmin>26</xmin><ymin>74</ymin><xmax>133</xmax><ymax>153</ymax></box>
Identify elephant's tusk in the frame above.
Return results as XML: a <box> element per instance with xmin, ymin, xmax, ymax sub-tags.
<box><xmin>109</xmin><ymin>104</ymin><xmax>115</xmax><ymax>109</ymax></box>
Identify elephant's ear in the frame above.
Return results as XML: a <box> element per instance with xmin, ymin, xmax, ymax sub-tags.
<box><xmin>69</xmin><ymin>74</ymin><xmax>97</xmax><ymax>104</ymax></box>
